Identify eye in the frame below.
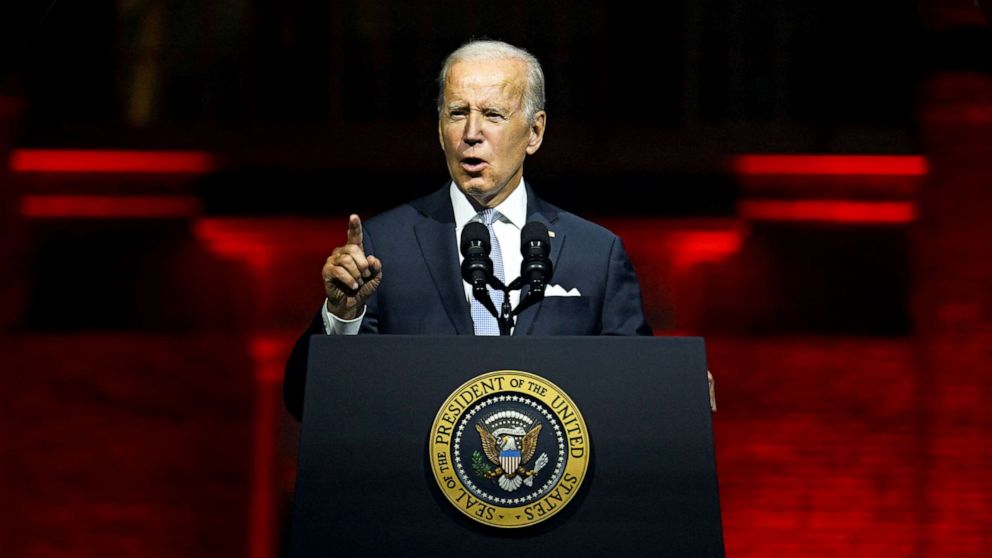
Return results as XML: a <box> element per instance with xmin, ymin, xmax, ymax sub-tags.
<box><xmin>484</xmin><ymin>111</ymin><xmax>506</xmax><ymax>121</ymax></box>
<box><xmin>448</xmin><ymin>108</ymin><xmax>467</xmax><ymax>119</ymax></box>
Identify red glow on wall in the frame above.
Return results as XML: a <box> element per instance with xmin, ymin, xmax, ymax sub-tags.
<box><xmin>20</xmin><ymin>195</ymin><xmax>202</xmax><ymax>218</ymax></box>
<box><xmin>9</xmin><ymin>149</ymin><xmax>218</xmax><ymax>173</ymax></box>
<box><xmin>731</xmin><ymin>155</ymin><xmax>929</xmax><ymax>176</ymax></box>
<box><xmin>194</xmin><ymin>220</ymin><xmax>277</xmax><ymax>272</ymax></box>
<box><xmin>739</xmin><ymin>200</ymin><xmax>917</xmax><ymax>224</ymax></box>
<box><xmin>600</xmin><ymin>218</ymin><xmax>747</xmax><ymax>271</ymax></box>
<box><xmin>665</xmin><ymin>229</ymin><xmax>745</xmax><ymax>268</ymax></box>
<box><xmin>248</xmin><ymin>335</ymin><xmax>293</xmax><ymax>558</ymax></box>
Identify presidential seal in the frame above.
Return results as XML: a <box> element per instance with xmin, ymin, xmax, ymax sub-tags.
<box><xmin>429</xmin><ymin>370</ymin><xmax>590</xmax><ymax>528</ymax></box>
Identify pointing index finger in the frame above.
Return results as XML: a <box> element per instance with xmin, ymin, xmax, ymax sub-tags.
<box><xmin>346</xmin><ymin>214</ymin><xmax>363</xmax><ymax>247</ymax></box>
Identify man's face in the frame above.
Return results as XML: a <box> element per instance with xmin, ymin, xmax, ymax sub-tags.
<box><xmin>438</xmin><ymin>58</ymin><xmax>546</xmax><ymax>208</ymax></box>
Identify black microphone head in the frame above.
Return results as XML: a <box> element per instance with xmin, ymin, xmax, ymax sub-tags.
<box><xmin>461</xmin><ymin>221</ymin><xmax>494</xmax><ymax>287</ymax></box>
<box><xmin>460</xmin><ymin>222</ymin><xmax>491</xmax><ymax>256</ymax></box>
<box><xmin>520</xmin><ymin>221</ymin><xmax>550</xmax><ymax>252</ymax></box>
<box><xmin>519</xmin><ymin>221</ymin><xmax>554</xmax><ymax>287</ymax></box>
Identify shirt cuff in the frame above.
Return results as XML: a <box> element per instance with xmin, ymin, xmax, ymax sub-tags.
<box><xmin>321</xmin><ymin>300</ymin><xmax>365</xmax><ymax>335</ymax></box>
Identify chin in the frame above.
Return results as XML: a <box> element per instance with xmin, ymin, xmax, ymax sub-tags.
<box><xmin>459</xmin><ymin>180</ymin><xmax>497</xmax><ymax>198</ymax></box>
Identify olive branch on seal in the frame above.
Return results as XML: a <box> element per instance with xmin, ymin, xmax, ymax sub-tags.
<box><xmin>471</xmin><ymin>451</ymin><xmax>493</xmax><ymax>480</ymax></box>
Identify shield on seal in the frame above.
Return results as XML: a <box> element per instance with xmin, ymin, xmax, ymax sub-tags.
<box><xmin>500</xmin><ymin>448</ymin><xmax>521</xmax><ymax>474</ymax></box>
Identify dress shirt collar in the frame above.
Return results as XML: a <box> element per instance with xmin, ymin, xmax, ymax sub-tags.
<box><xmin>449</xmin><ymin>178</ymin><xmax>528</xmax><ymax>230</ymax></box>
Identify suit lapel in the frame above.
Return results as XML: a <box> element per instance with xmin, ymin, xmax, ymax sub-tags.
<box><xmin>513</xmin><ymin>186</ymin><xmax>564</xmax><ymax>336</ymax></box>
<box><xmin>412</xmin><ymin>186</ymin><xmax>474</xmax><ymax>335</ymax></box>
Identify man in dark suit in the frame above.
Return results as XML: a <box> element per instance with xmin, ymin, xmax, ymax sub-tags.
<box><xmin>285</xmin><ymin>40</ymin><xmax>652</xmax><ymax>421</ymax></box>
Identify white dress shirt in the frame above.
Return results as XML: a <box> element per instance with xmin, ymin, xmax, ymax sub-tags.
<box><xmin>322</xmin><ymin>179</ymin><xmax>528</xmax><ymax>335</ymax></box>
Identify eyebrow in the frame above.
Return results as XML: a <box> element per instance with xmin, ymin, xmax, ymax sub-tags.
<box><xmin>445</xmin><ymin>101</ymin><xmax>514</xmax><ymax>114</ymax></box>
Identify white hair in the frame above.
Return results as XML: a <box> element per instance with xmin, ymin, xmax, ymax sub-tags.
<box><xmin>437</xmin><ymin>40</ymin><xmax>546</xmax><ymax>124</ymax></box>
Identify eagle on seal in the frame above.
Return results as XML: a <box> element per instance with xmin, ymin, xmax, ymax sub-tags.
<box><xmin>476</xmin><ymin>422</ymin><xmax>546</xmax><ymax>492</ymax></box>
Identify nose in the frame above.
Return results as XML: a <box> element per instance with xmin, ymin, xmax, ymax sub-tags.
<box><xmin>462</xmin><ymin>111</ymin><xmax>484</xmax><ymax>146</ymax></box>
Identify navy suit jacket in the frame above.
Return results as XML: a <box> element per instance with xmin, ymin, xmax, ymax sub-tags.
<box><xmin>284</xmin><ymin>183</ymin><xmax>652</xmax><ymax>420</ymax></box>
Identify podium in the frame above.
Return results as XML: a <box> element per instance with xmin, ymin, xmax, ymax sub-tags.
<box><xmin>290</xmin><ymin>336</ymin><xmax>724</xmax><ymax>556</ymax></box>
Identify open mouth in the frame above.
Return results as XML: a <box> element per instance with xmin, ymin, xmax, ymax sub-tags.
<box><xmin>460</xmin><ymin>157</ymin><xmax>487</xmax><ymax>173</ymax></box>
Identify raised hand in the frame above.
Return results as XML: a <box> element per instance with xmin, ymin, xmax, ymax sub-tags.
<box><xmin>322</xmin><ymin>214</ymin><xmax>383</xmax><ymax>320</ymax></box>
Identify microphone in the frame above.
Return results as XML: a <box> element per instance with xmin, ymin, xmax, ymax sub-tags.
<box><xmin>460</xmin><ymin>222</ymin><xmax>492</xmax><ymax>288</ymax></box>
<box><xmin>517</xmin><ymin>222</ymin><xmax>553</xmax><ymax>310</ymax></box>
<box><xmin>460</xmin><ymin>222</ymin><xmax>499</xmax><ymax>319</ymax></box>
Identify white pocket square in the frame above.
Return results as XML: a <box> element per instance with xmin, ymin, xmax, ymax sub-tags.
<box><xmin>544</xmin><ymin>284</ymin><xmax>581</xmax><ymax>297</ymax></box>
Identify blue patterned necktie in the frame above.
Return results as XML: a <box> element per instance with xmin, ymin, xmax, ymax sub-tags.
<box><xmin>470</xmin><ymin>208</ymin><xmax>505</xmax><ymax>335</ymax></box>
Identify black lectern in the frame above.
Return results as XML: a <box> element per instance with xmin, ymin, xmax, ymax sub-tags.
<box><xmin>290</xmin><ymin>336</ymin><xmax>724</xmax><ymax>556</ymax></box>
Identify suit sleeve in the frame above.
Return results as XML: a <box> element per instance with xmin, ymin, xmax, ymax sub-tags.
<box><xmin>282</xmin><ymin>225</ymin><xmax>382</xmax><ymax>421</ymax></box>
<box><xmin>601</xmin><ymin>236</ymin><xmax>653</xmax><ymax>336</ymax></box>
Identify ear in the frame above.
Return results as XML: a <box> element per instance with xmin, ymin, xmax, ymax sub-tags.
<box><xmin>525</xmin><ymin>111</ymin><xmax>547</xmax><ymax>155</ymax></box>
<box><xmin>438</xmin><ymin>117</ymin><xmax>445</xmax><ymax>151</ymax></box>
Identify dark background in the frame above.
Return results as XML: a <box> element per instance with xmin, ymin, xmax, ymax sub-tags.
<box><xmin>1</xmin><ymin>1</ymin><xmax>990</xmax><ymax>557</ymax></box>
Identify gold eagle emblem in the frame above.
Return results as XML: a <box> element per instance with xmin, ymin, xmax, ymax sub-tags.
<box><xmin>475</xmin><ymin>422</ymin><xmax>547</xmax><ymax>491</ymax></box>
